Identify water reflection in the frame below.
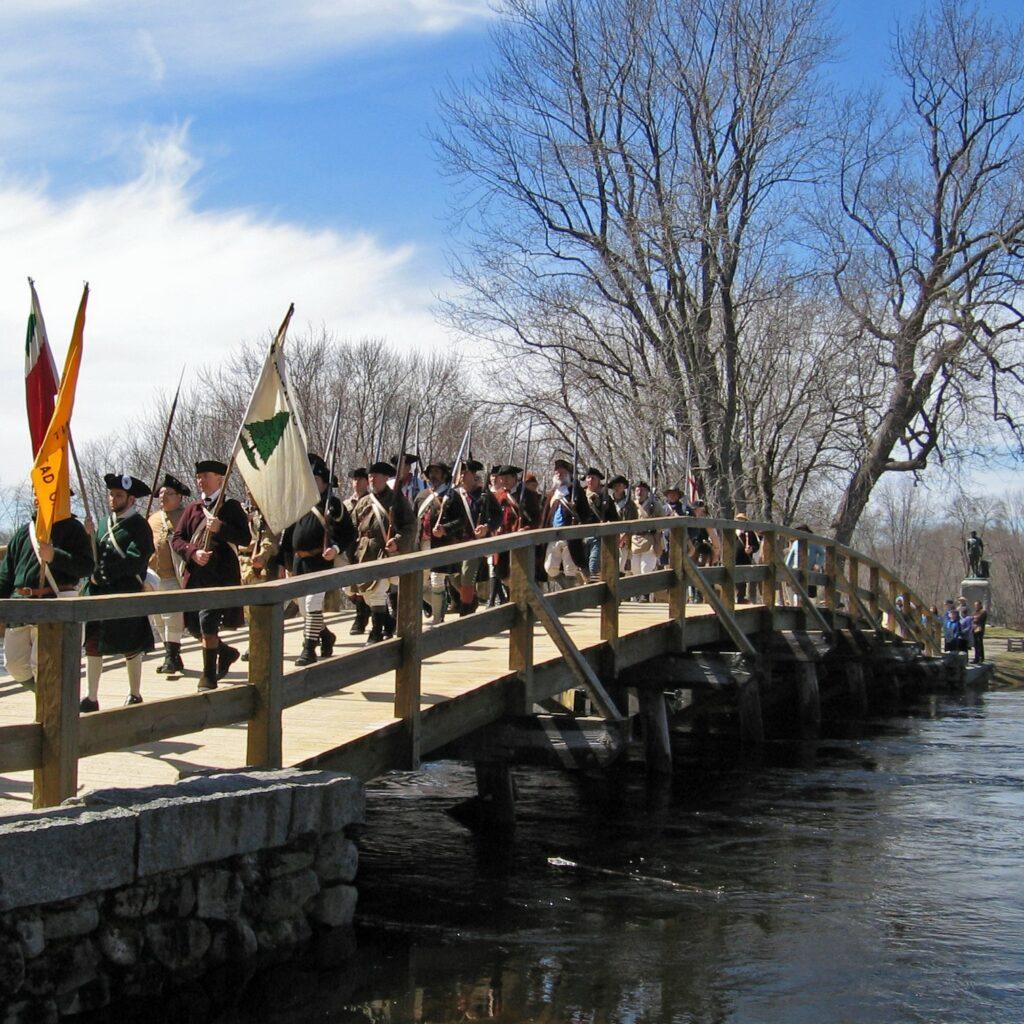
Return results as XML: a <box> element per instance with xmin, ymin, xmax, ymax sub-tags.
<box><xmin>223</xmin><ymin>692</ymin><xmax>1024</xmax><ymax>1024</ymax></box>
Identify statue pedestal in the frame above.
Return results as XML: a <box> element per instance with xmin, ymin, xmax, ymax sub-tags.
<box><xmin>960</xmin><ymin>577</ymin><xmax>991</xmax><ymax>610</ymax></box>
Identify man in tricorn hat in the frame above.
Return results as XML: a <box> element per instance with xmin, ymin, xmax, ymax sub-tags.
<box><xmin>352</xmin><ymin>459</ymin><xmax>416</xmax><ymax>643</ymax></box>
<box><xmin>607</xmin><ymin>475</ymin><xmax>631</xmax><ymax>573</ymax></box>
<box><xmin>172</xmin><ymin>460</ymin><xmax>250</xmax><ymax>690</ymax></box>
<box><xmin>0</xmin><ymin>496</ymin><xmax>93</xmax><ymax>692</ymax></box>
<box><xmin>343</xmin><ymin>467</ymin><xmax>371</xmax><ymax>635</ymax></box>
<box><xmin>280</xmin><ymin>453</ymin><xmax>355</xmax><ymax>666</ymax></box>
<box><xmin>80</xmin><ymin>474</ymin><xmax>156</xmax><ymax>711</ymax></box>
<box><xmin>580</xmin><ymin>467</ymin><xmax>619</xmax><ymax>582</ymax></box>
<box><xmin>147</xmin><ymin>473</ymin><xmax>191</xmax><ymax>677</ymax></box>
<box><xmin>478</xmin><ymin>464</ymin><xmax>525</xmax><ymax>606</ymax></box>
<box><xmin>543</xmin><ymin>458</ymin><xmax>587</xmax><ymax>588</ymax></box>
<box><xmin>416</xmin><ymin>461</ymin><xmax>463</xmax><ymax>625</ymax></box>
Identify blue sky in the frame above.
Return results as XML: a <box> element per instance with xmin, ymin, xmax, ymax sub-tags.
<box><xmin>0</xmin><ymin>0</ymin><xmax>1019</xmax><ymax>492</ymax></box>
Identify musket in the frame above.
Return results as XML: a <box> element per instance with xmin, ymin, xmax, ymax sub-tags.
<box><xmin>385</xmin><ymin>404</ymin><xmax>413</xmax><ymax>546</ymax></box>
<box><xmin>322</xmin><ymin>399</ymin><xmax>343</xmax><ymax>547</ymax></box>
<box><xmin>507</xmin><ymin>420</ymin><xmax>518</xmax><ymax>466</ymax></box>
<box><xmin>413</xmin><ymin>412</ymin><xmax>422</xmax><ymax>483</ymax></box>
<box><xmin>648</xmin><ymin>436</ymin><xmax>656</xmax><ymax>491</ymax></box>
<box><xmin>433</xmin><ymin>426</ymin><xmax>471</xmax><ymax>533</ymax></box>
<box><xmin>145</xmin><ymin>365</ymin><xmax>187</xmax><ymax>519</ymax></box>
<box><xmin>516</xmin><ymin>415</ymin><xmax>533</xmax><ymax>503</ymax></box>
<box><xmin>569</xmin><ymin>423</ymin><xmax>580</xmax><ymax>504</ymax></box>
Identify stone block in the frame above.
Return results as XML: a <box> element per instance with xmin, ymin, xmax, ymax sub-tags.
<box><xmin>235</xmin><ymin>853</ymin><xmax>261</xmax><ymax>887</ymax></box>
<box><xmin>22</xmin><ymin>938</ymin><xmax>100</xmax><ymax>997</ymax></box>
<box><xmin>254</xmin><ymin>915</ymin><xmax>311</xmax><ymax>954</ymax></box>
<box><xmin>145</xmin><ymin>920</ymin><xmax>211</xmax><ymax>972</ymax></box>
<box><xmin>0</xmin><ymin>808</ymin><xmax>136</xmax><ymax>912</ymax></box>
<box><xmin>42</xmin><ymin>897</ymin><xmax>98</xmax><ymax>941</ymax></box>
<box><xmin>133</xmin><ymin>788</ymin><xmax>293</xmax><ymax>876</ymax></box>
<box><xmin>208</xmin><ymin>919</ymin><xmax>258</xmax><ymax>965</ymax></box>
<box><xmin>314</xmin><ymin>834</ymin><xmax>358</xmax><ymax>884</ymax></box>
<box><xmin>263</xmin><ymin>848</ymin><xmax>315</xmax><ymax>880</ymax></box>
<box><xmin>308</xmin><ymin>884</ymin><xmax>357</xmax><ymax>929</ymax></box>
<box><xmin>0</xmin><ymin>935</ymin><xmax>26</xmax><ymax>994</ymax></box>
<box><xmin>288</xmin><ymin>772</ymin><xmax>365</xmax><ymax>838</ymax></box>
<box><xmin>12</xmin><ymin>914</ymin><xmax>44</xmax><ymax>959</ymax></box>
<box><xmin>0</xmin><ymin>998</ymin><xmax>58</xmax><ymax>1024</ymax></box>
<box><xmin>195</xmin><ymin>869</ymin><xmax>243</xmax><ymax>921</ymax></box>
<box><xmin>254</xmin><ymin>870</ymin><xmax>320</xmax><ymax>923</ymax></box>
<box><xmin>110</xmin><ymin>882</ymin><xmax>161</xmax><ymax>919</ymax></box>
<box><xmin>97</xmin><ymin>922</ymin><xmax>144</xmax><ymax>967</ymax></box>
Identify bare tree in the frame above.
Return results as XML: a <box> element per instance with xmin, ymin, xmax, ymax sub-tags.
<box><xmin>817</xmin><ymin>0</ymin><xmax>1024</xmax><ymax>542</ymax></box>
<box><xmin>439</xmin><ymin>0</ymin><xmax>832</xmax><ymax>513</ymax></box>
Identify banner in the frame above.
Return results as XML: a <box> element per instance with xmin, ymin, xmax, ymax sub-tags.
<box><xmin>234</xmin><ymin>305</ymin><xmax>319</xmax><ymax>534</ymax></box>
<box><xmin>25</xmin><ymin>279</ymin><xmax>60</xmax><ymax>456</ymax></box>
<box><xmin>31</xmin><ymin>284</ymin><xmax>88</xmax><ymax>542</ymax></box>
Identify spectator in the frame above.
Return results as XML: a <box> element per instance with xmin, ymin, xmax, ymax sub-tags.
<box><xmin>957</xmin><ymin>605</ymin><xmax>974</xmax><ymax>654</ymax></box>
<box><xmin>972</xmin><ymin>601</ymin><xmax>987</xmax><ymax>664</ymax></box>
<box><xmin>734</xmin><ymin>513</ymin><xmax>760</xmax><ymax>604</ymax></box>
<box><xmin>942</xmin><ymin>604</ymin><xmax>961</xmax><ymax>653</ymax></box>
<box><xmin>784</xmin><ymin>525</ymin><xmax>825</xmax><ymax>602</ymax></box>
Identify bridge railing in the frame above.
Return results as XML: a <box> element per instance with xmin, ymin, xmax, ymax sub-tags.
<box><xmin>0</xmin><ymin>518</ymin><xmax>939</xmax><ymax>808</ymax></box>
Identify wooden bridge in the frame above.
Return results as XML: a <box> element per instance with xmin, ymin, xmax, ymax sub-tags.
<box><xmin>0</xmin><ymin>518</ymin><xmax>945</xmax><ymax>816</ymax></box>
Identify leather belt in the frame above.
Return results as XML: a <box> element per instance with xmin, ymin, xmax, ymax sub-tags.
<box><xmin>295</xmin><ymin>548</ymin><xmax>323</xmax><ymax>559</ymax></box>
<box><xmin>15</xmin><ymin>586</ymin><xmax>76</xmax><ymax>598</ymax></box>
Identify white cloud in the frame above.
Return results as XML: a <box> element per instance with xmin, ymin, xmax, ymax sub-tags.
<box><xmin>0</xmin><ymin>1</ymin><xmax>491</xmax><ymax>146</ymax></box>
<box><xmin>0</xmin><ymin>125</ymin><xmax>451</xmax><ymax>482</ymax></box>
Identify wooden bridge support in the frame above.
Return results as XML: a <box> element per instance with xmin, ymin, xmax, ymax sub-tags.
<box><xmin>638</xmin><ymin>689</ymin><xmax>672</xmax><ymax>776</ymax></box>
<box><xmin>474</xmin><ymin>760</ymin><xmax>517</xmax><ymax>830</ymax></box>
<box><xmin>842</xmin><ymin>662</ymin><xmax>869</xmax><ymax>718</ymax></box>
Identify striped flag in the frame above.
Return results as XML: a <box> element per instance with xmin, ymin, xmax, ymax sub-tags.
<box><xmin>25</xmin><ymin>279</ymin><xmax>60</xmax><ymax>457</ymax></box>
<box><xmin>32</xmin><ymin>285</ymin><xmax>87</xmax><ymax>543</ymax></box>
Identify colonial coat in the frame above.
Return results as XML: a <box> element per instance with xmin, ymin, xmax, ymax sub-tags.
<box><xmin>0</xmin><ymin>516</ymin><xmax>93</xmax><ymax>600</ymax></box>
<box><xmin>171</xmin><ymin>495</ymin><xmax>250</xmax><ymax>632</ymax></box>
<box><xmin>280</xmin><ymin>494</ymin><xmax>355</xmax><ymax>576</ymax></box>
<box><xmin>83</xmin><ymin>510</ymin><xmax>156</xmax><ymax>654</ymax></box>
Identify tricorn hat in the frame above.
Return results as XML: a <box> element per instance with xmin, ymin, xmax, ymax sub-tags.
<box><xmin>195</xmin><ymin>459</ymin><xmax>228</xmax><ymax>476</ymax></box>
<box><xmin>161</xmin><ymin>473</ymin><xmax>191</xmax><ymax>497</ymax></box>
<box><xmin>369</xmin><ymin>460</ymin><xmax>396</xmax><ymax>476</ymax></box>
<box><xmin>553</xmin><ymin>458</ymin><xmax>572</xmax><ymax>473</ymax></box>
<box><xmin>424</xmin><ymin>461</ymin><xmax>450</xmax><ymax>476</ymax></box>
<box><xmin>349</xmin><ymin>466</ymin><xmax>368</xmax><ymax>480</ymax></box>
<box><xmin>390</xmin><ymin>453</ymin><xmax>418</xmax><ymax>467</ymax></box>
<box><xmin>584</xmin><ymin>467</ymin><xmax>604</xmax><ymax>480</ymax></box>
<box><xmin>463</xmin><ymin>459</ymin><xmax>484</xmax><ymax>473</ymax></box>
<box><xmin>104</xmin><ymin>473</ymin><xmax>151</xmax><ymax>498</ymax></box>
<box><xmin>307</xmin><ymin>453</ymin><xmax>338</xmax><ymax>486</ymax></box>
<box><xmin>664</xmin><ymin>482</ymin><xmax>682</xmax><ymax>495</ymax></box>
<box><xmin>607</xmin><ymin>474</ymin><xmax>629</xmax><ymax>488</ymax></box>
<box><xmin>633</xmin><ymin>480</ymin><xmax>651</xmax><ymax>491</ymax></box>
<box><xmin>493</xmin><ymin>464</ymin><xmax>522</xmax><ymax>477</ymax></box>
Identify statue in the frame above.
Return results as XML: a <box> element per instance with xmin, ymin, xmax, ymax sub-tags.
<box><xmin>966</xmin><ymin>531</ymin><xmax>986</xmax><ymax>578</ymax></box>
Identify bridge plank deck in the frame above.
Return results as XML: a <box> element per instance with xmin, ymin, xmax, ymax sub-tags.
<box><xmin>0</xmin><ymin>600</ymin><xmax>722</xmax><ymax>814</ymax></box>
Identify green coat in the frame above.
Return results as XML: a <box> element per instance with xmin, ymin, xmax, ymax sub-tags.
<box><xmin>83</xmin><ymin>511</ymin><xmax>156</xmax><ymax>655</ymax></box>
<box><xmin>0</xmin><ymin>517</ymin><xmax>94</xmax><ymax>601</ymax></box>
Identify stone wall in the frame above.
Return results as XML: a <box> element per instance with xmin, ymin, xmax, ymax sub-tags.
<box><xmin>0</xmin><ymin>769</ymin><xmax>364</xmax><ymax>1022</ymax></box>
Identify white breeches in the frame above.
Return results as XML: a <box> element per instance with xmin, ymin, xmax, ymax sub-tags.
<box><xmin>544</xmin><ymin>540</ymin><xmax>578</xmax><ymax>579</ymax></box>
<box><xmin>630</xmin><ymin>550</ymin><xmax>658</xmax><ymax>575</ymax></box>
<box><xmin>303</xmin><ymin>591</ymin><xmax>326</xmax><ymax>614</ymax></box>
<box><xmin>364</xmin><ymin>578</ymin><xmax>394</xmax><ymax>609</ymax></box>
<box><xmin>150</xmin><ymin>576</ymin><xmax>184</xmax><ymax>644</ymax></box>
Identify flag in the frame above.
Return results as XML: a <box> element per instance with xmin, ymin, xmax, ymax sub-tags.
<box><xmin>32</xmin><ymin>284</ymin><xmax>88</xmax><ymax>543</ymax></box>
<box><xmin>25</xmin><ymin>279</ymin><xmax>60</xmax><ymax>457</ymax></box>
<box><xmin>234</xmin><ymin>305</ymin><xmax>319</xmax><ymax>534</ymax></box>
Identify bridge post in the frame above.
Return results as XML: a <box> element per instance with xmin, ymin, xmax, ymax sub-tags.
<box><xmin>599</xmin><ymin>534</ymin><xmax>620</xmax><ymax>677</ymax></box>
<box><xmin>888</xmin><ymin>577</ymin><xmax>902</xmax><ymax>637</ymax></box>
<box><xmin>797</xmin><ymin>537</ymin><xmax>810</xmax><ymax>622</ymax></box>
<box><xmin>796</xmin><ymin>663</ymin><xmax>821</xmax><ymax>738</ymax></box>
<box><xmin>720</xmin><ymin>527</ymin><xmax>736</xmax><ymax>614</ymax></box>
<box><xmin>34</xmin><ymin>621</ymin><xmax>81</xmax><ymax>808</ymax></box>
<box><xmin>668</xmin><ymin>526</ymin><xmax>688</xmax><ymax>649</ymax></box>
<box><xmin>824</xmin><ymin>545</ymin><xmax>838</xmax><ymax>616</ymax></box>
<box><xmin>509</xmin><ymin>545</ymin><xmax>535</xmax><ymax>714</ymax></box>
<box><xmin>638</xmin><ymin>688</ymin><xmax>672</xmax><ymax>775</ymax></box>
<box><xmin>868</xmin><ymin>565</ymin><xmax>881</xmax><ymax>627</ymax></box>
<box><xmin>395</xmin><ymin>570</ymin><xmax>423</xmax><ymax>768</ymax></box>
<box><xmin>844</xmin><ymin>661</ymin><xmax>869</xmax><ymax>717</ymax></box>
<box><xmin>761</xmin><ymin>529</ymin><xmax>779</xmax><ymax>631</ymax></box>
<box><xmin>245</xmin><ymin>602</ymin><xmax>285</xmax><ymax>769</ymax></box>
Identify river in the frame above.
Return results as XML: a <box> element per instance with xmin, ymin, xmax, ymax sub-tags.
<box><xmin>225</xmin><ymin>689</ymin><xmax>1024</xmax><ymax>1023</ymax></box>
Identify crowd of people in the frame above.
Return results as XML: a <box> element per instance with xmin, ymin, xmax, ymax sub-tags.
<box><xmin>941</xmin><ymin>598</ymin><xmax>988</xmax><ymax>664</ymax></box>
<box><xmin>0</xmin><ymin>450</ymin><xmax>989</xmax><ymax>710</ymax></box>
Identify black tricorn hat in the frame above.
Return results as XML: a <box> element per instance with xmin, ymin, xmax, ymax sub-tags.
<box><xmin>664</xmin><ymin>481</ymin><xmax>683</xmax><ymax>495</ymax></box>
<box><xmin>390</xmin><ymin>453</ymin><xmax>418</xmax><ymax>466</ymax></box>
<box><xmin>424</xmin><ymin>461</ymin><xmax>450</xmax><ymax>476</ymax></box>
<box><xmin>493</xmin><ymin>464</ymin><xmax>522</xmax><ymax>477</ymax></box>
<box><xmin>369</xmin><ymin>460</ymin><xmax>396</xmax><ymax>476</ymax></box>
<box><xmin>104</xmin><ymin>473</ymin><xmax>151</xmax><ymax>498</ymax></box>
<box><xmin>463</xmin><ymin>459</ymin><xmax>484</xmax><ymax>473</ymax></box>
<box><xmin>633</xmin><ymin>480</ymin><xmax>651</xmax><ymax>490</ymax></box>
<box><xmin>161</xmin><ymin>473</ymin><xmax>191</xmax><ymax>497</ymax></box>
<box><xmin>307</xmin><ymin>453</ymin><xmax>338</xmax><ymax>486</ymax></box>
<box><xmin>349</xmin><ymin>466</ymin><xmax>368</xmax><ymax>480</ymax></box>
<box><xmin>607</xmin><ymin>475</ymin><xmax>629</xmax><ymax>488</ymax></box>
<box><xmin>553</xmin><ymin>458</ymin><xmax>572</xmax><ymax>473</ymax></box>
<box><xmin>195</xmin><ymin>459</ymin><xmax>228</xmax><ymax>475</ymax></box>
<box><xmin>584</xmin><ymin>467</ymin><xmax>604</xmax><ymax>480</ymax></box>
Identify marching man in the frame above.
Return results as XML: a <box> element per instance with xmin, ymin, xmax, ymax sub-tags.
<box><xmin>147</xmin><ymin>473</ymin><xmax>191</xmax><ymax>677</ymax></box>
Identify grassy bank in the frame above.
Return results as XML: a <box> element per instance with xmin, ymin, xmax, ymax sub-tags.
<box><xmin>988</xmin><ymin>627</ymin><xmax>1024</xmax><ymax>687</ymax></box>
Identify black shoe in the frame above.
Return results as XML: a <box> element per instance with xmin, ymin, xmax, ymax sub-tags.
<box><xmin>383</xmin><ymin>614</ymin><xmax>395</xmax><ymax>640</ymax></box>
<box><xmin>216</xmin><ymin>643</ymin><xmax>240</xmax><ymax>680</ymax></box>
<box><xmin>295</xmin><ymin>640</ymin><xmax>318</xmax><ymax>667</ymax></box>
<box><xmin>197</xmin><ymin>677</ymin><xmax>218</xmax><ymax>692</ymax></box>
<box><xmin>366</xmin><ymin>610</ymin><xmax>387</xmax><ymax>645</ymax></box>
<box><xmin>319</xmin><ymin>627</ymin><xmax>336</xmax><ymax>658</ymax></box>
<box><xmin>156</xmin><ymin>651</ymin><xmax>174</xmax><ymax>674</ymax></box>
<box><xmin>168</xmin><ymin>642</ymin><xmax>185</xmax><ymax>675</ymax></box>
<box><xmin>198</xmin><ymin>647</ymin><xmax>219</xmax><ymax>691</ymax></box>
<box><xmin>124</xmin><ymin>694</ymin><xmax>143</xmax><ymax>706</ymax></box>
<box><xmin>242</xmin><ymin>651</ymin><xmax>250</xmax><ymax>662</ymax></box>
<box><xmin>350</xmin><ymin>602</ymin><xmax>370</xmax><ymax>636</ymax></box>
<box><xmin>79</xmin><ymin>697</ymin><xmax>99</xmax><ymax>713</ymax></box>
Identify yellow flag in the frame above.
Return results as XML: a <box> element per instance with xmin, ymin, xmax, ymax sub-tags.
<box><xmin>31</xmin><ymin>284</ymin><xmax>88</xmax><ymax>543</ymax></box>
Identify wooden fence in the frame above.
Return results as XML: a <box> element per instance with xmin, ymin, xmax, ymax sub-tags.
<box><xmin>0</xmin><ymin>518</ymin><xmax>939</xmax><ymax>809</ymax></box>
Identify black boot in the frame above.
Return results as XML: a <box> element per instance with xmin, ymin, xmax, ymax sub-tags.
<box><xmin>350</xmin><ymin>600</ymin><xmax>370</xmax><ymax>635</ymax></box>
<box><xmin>216</xmin><ymin>642</ymin><xmax>240</xmax><ymax>680</ymax></box>
<box><xmin>383</xmin><ymin>612</ymin><xmax>396</xmax><ymax>640</ymax></box>
<box><xmin>295</xmin><ymin>639</ymin><xmax>318</xmax><ymax>666</ymax></box>
<box><xmin>319</xmin><ymin>627</ymin><xmax>336</xmax><ymax>658</ymax></box>
<box><xmin>487</xmin><ymin>577</ymin><xmax>502</xmax><ymax>607</ymax></box>
<box><xmin>198</xmin><ymin>648</ymin><xmax>218</xmax><ymax>691</ymax></box>
<box><xmin>366</xmin><ymin>610</ymin><xmax>387</xmax><ymax>645</ymax></box>
<box><xmin>167</xmin><ymin>641</ymin><xmax>184</xmax><ymax>675</ymax></box>
<box><xmin>156</xmin><ymin>643</ymin><xmax>176</xmax><ymax>674</ymax></box>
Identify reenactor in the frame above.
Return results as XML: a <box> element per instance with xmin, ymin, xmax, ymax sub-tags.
<box><xmin>421</xmin><ymin>461</ymin><xmax>475</xmax><ymax>624</ymax></box>
<box><xmin>607</xmin><ymin>475</ymin><xmax>631</xmax><ymax>573</ymax></box>
<box><xmin>280</xmin><ymin>454</ymin><xmax>355</xmax><ymax>666</ymax></box>
<box><xmin>171</xmin><ymin>459</ymin><xmax>250</xmax><ymax>691</ymax></box>
<box><xmin>351</xmin><ymin>459</ymin><xmax>416</xmax><ymax>643</ymax></box>
<box><xmin>628</xmin><ymin>480</ymin><xmax>665</xmax><ymax>590</ymax></box>
<box><xmin>80</xmin><ymin>475</ymin><xmax>156</xmax><ymax>711</ymax></box>
<box><xmin>343</xmin><ymin>467</ymin><xmax>371</xmax><ymax>636</ymax></box>
<box><xmin>0</xmin><ymin>499</ymin><xmax>93</xmax><ymax>692</ymax></box>
<box><xmin>479</xmin><ymin>464</ymin><xmax>523</xmax><ymax>606</ymax></box>
<box><xmin>542</xmin><ymin>458</ymin><xmax>587</xmax><ymax>588</ymax></box>
<box><xmin>580</xmin><ymin>467</ymin><xmax>619</xmax><ymax>581</ymax></box>
<box><xmin>147</xmin><ymin>473</ymin><xmax>191</xmax><ymax>677</ymax></box>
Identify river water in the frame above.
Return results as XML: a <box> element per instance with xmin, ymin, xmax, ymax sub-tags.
<box><xmin>231</xmin><ymin>689</ymin><xmax>1024</xmax><ymax>1023</ymax></box>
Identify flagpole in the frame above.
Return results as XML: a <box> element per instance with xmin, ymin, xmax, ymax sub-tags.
<box><xmin>145</xmin><ymin>365</ymin><xmax>187</xmax><ymax>519</ymax></box>
<box><xmin>67</xmin><ymin>434</ymin><xmax>98</xmax><ymax>563</ymax></box>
